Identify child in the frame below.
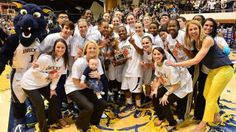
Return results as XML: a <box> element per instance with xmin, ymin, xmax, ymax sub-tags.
<box><xmin>80</xmin><ymin>58</ymin><xmax>104</xmax><ymax>99</ymax></box>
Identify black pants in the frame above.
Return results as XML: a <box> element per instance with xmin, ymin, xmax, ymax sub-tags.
<box><xmin>56</xmin><ymin>74</ymin><xmax>67</xmax><ymax>113</ymax></box>
<box><xmin>177</xmin><ymin>94</ymin><xmax>189</xmax><ymax>119</ymax></box>
<box><xmin>24</xmin><ymin>85</ymin><xmax>60</xmax><ymax>132</ymax></box>
<box><xmin>194</xmin><ymin>71</ymin><xmax>207</xmax><ymax>120</ymax></box>
<box><xmin>152</xmin><ymin>87</ymin><xmax>180</xmax><ymax>126</ymax></box>
<box><xmin>109</xmin><ymin>80</ymin><xmax>121</xmax><ymax>102</ymax></box>
<box><xmin>68</xmin><ymin>89</ymin><xmax>106</xmax><ymax>131</ymax></box>
<box><xmin>100</xmin><ymin>74</ymin><xmax>109</xmax><ymax>100</ymax></box>
<box><xmin>176</xmin><ymin>66</ymin><xmax>194</xmax><ymax>120</ymax></box>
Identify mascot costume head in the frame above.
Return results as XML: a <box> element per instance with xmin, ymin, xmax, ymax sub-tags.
<box><xmin>13</xmin><ymin>2</ymin><xmax>47</xmax><ymax>46</ymax></box>
<box><xmin>0</xmin><ymin>0</ymin><xmax>51</xmax><ymax>74</ymax></box>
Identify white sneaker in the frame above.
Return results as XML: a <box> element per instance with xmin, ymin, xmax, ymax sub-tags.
<box><xmin>96</xmin><ymin>93</ymin><xmax>102</xmax><ymax>99</ymax></box>
<box><xmin>101</xmin><ymin>113</ymin><xmax>108</xmax><ymax>119</ymax></box>
<box><xmin>13</xmin><ymin>124</ymin><xmax>25</xmax><ymax>132</ymax></box>
<box><xmin>165</xmin><ymin>125</ymin><xmax>175</xmax><ymax>131</ymax></box>
<box><xmin>108</xmin><ymin>91</ymin><xmax>113</xmax><ymax>96</ymax></box>
<box><xmin>176</xmin><ymin>119</ymin><xmax>184</xmax><ymax>124</ymax></box>
<box><xmin>100</xmin><ymin>91</ymin><xmax>105</xmax><ymax>95</ymax></box>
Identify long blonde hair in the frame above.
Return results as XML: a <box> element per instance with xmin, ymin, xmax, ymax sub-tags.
<box><xmin>185</xmin><ymin>20</ymin><xmax>207</xmax><ymax>50</ymax></box>
<box><xmin>82</xmin><ymin>40</ymin><xmax>99</xmax><ymax>58</ymax></box>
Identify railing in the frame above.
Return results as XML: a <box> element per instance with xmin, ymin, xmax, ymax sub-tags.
<box><xmin>179</xmin><ymin>8</ymin><xmax>236</xmax><ymax>14</ymax></box>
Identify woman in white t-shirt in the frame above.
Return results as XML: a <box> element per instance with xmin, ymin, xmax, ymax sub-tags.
<box><xmin>166</xmin><ymin>18</ymin><xmax>195</xmax><ymax>121</ymax></box>
<box><xmin>21</xmin><ymin>39</ymin><xmax>69</xmax><ymax>132</ymax></box>
<box><xmin>166</xmin><ymin>19</ymin><xmax>192</xmax><ymax>62</ymax></box>
<box><xmin>64</xmin><ymin>40</ymin><xmax>106</xmax><ymax>132</ymax></box>
<box><xmin>141</xmin><ymin>36</ymin><xmax>153</xmax><ymax>88</ymax></box>
<box><xmin>151</xmin><ymin>47</ymin><xmax>192</xmax><ymax>131</ymax></box>
<box><xmin>141</xmin><ymin>36</ymin><xmax>175</xmax><ymax>96</ymax></box>
<box><xmin>148</xmin><ymin>22</ymin><xmax>164</xmax><ymax>48</ymax></box>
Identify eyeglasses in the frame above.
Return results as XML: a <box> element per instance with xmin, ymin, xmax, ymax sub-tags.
<box><xmin>59</xmin><ymin>16</ymin><xmax>68</xmax><ymax>19</ymax></box>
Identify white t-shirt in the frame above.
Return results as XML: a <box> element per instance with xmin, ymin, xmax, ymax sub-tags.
<box><xmin>40</xmin><ymin>32</ymin><xmax>72</xmax><ymax>74</ymax></box>
<box><xmin>21</xmin><ymin>54</ymin><xmax>65</xmax><ymax>90</ymax></box>
<box><xmin>119</xmin><ymin>37</ymin><xmax>143</xmax><ymax>77</ymax></box>
<box><xmin>133</xmin><ymin>33</ymin><xmax>154</xmax><ymax>47</ymax></box>
<box><xmin>152</xmin><ymin>45</ymin><xmax>176</xmax><ymax>62</ymax></box>
<box><xmin>166</xmin><ymin>30</ymin><xmax>189</xmax><ymax>62</ymax></box>
<box><xmin>142</xmin><ymin>51</ymin><xmax>153</xmax><ymax>84</ymax></box>
<box><xmin>12</xmin><ymin>40</ymin><xmax>40</xmax><ymax>71</ymax></box>
<box><xmin>40</xmin><ymin>33</ymin><xmax>72</xmax><ymax>53</ymax></box>
<box><xmin>125</xmin><ymin>25</ymin><xmax>135</xmax><ymax>34</ymax></box>
<box><xmin>86</xmin><ymin>29</ymin><xmax>102</xmax><ymax>42</ymax></box>
<box><xmin>208</xmin><ymin>1</ymin><xmax>216</xmax><ymax>10</ymax></box>
<box><xmin>153</xmin><ymin>35</ymin><xmax>164</xmax><ymax>48</ymax></box>
<box><xmin>65</xmin><ymin>56</ymin><xmax>104</xmax><ymax>94</ymax></box>
<box><xmin>214</xmin><ymin>36</ymin><xmax>228</xmax><ymax>48</ymax></box>
<box><xmin>12</xmin><ymin>40</ymin><xmax>40</xmax><ymax>102</ymax></box>
<box><xmin>70</xmin><ymin>33</ymin><xmax>89</xmax><ymax>57</ymax></box>
<box><xmin>89</xmin><ymin>25</ymin><xmax>97</xmax><ymax>34</ymax></box>
<box><xmin>154</xmin><ymin>60</ymin><xmax>192</xmax><ymax>98</ymax></box>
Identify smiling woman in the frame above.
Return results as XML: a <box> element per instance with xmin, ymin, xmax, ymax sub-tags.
<box><xmin>21</xmin><ymin>38</ymin><xmax>69</xmax><ymax>132</ymax></box>
<box><xmin>151</xmin><ymin>47</ymin><xmax>193</xmax><ymax>131</ymax></box>
<box><xmin>167</xmin><ymin>20</ymin><xmax>234</xmax><ymax>132</ymax></box>
<box><xmin>166</xmin><ymin>19</ymin><xmax>192</xmax><ymax>62</ymax></box>
<box><xmin>64</xmin><ymin>40</ymin><xmax>106</xmax><ymax>132</ymax></box>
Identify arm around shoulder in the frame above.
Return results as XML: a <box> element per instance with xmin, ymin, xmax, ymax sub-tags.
<box><xmin>174</xmin><ymin>37</ymin><xmax>213</xmax><ymax>67</ymax></box>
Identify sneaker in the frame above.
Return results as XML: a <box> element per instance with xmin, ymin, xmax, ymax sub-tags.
<box><xmin>25</xmin><ymin>112</ymin><xmax>37</xmax><ymax>128</ymax></box>
<box><xmin>13</xmin><ymin>124</ymin><xmax>25</xmax><ymax>132</ymax></box>
<box><xmin>71</xmin><ymin>110</ymin><xmax>79</xmax><ymax>120</ymax></box>
<box><xmin>176</xmin><ymin>119</ymin><xmax>184</xmax><ymax>124</ymax></box>
<box><xmin>76</xmin><ymin>127</ymin><xmax>91</xmax><ymax>132</ymax></box>
<box><xmin>61</xmin><ymin>102</ymin><xmax>68</xmax><ymax>111</ymax></box>
<box><xmin>144</xmin><ymin>110</ymin><xmax>152</xmax><ymax>117</ymax></box>
<box><xmin>108</xmin><ymin>90</ymin><xmax>113</xmax><ymax>96</ymax></box>
<box><xmin>134</xmin><ymin>109</ymin><xmax>142</xmax><ymax>118</ymax></box>
<box><xmin>165</xmin><ymin>125</ymin><xmax>175</xmax><ymax>131</ymax></box>
<box><xmin>100</xmin><ymin>91</ymin><xmax>105</xmax><ymax>95</ymax></box>
<box><xmin>120</xmin><ymin>104</ymin><xmax>134</xmax><ymax>113</ymax></box>
<box><xmin>49</xmin><ymin>123</ymin><xmax>63</xmax><ymax>129</ymax></box>
<box><xmin>101</xmin><ymin>113</ymin><xmax>108</xmax><ymax>119</ymax></box>
<box><xmin>62</xmin><ymin>109</ymin><xmax>72</xmax><ymax>118</ymax></box>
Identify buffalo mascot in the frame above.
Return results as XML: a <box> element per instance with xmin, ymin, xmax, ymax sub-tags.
<box><xmin>0</xmin><ymin>1</ymin><xmax>51</xmax><ymax>131</ymax></box>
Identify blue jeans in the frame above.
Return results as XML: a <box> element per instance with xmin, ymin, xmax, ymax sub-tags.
<box><xmin>87</xmin><ymin>80</ymin><xmax>103</xmax><ymax>93</ymax></box>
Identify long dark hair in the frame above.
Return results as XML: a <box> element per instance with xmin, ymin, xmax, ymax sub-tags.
<box><xmin>192</xmin><ymin>15</ymin><xmax>205</xmax><ymax>25</ymax></box>
<box><xmin>203</xmin><ymin>18</ymin><xmax>218</xmax><ymax>38</ymax></box>
<box><xmin>152</xmin><ymin>47</ymin><xmax>167</xmax><ymax>62</ymax></box>
<box><xmin>50</xmin><ymin>38</ymin><xmax>69</xmax><ymax>68</ymax></box>
<box><xmin>142</xmin><ymin>36</ymin><xmax>153</xmax><ymax>43</ymax></box>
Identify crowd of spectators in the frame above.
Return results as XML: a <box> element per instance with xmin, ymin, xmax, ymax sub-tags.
<box><xmin>129</xmin><ymin>0</ymin><xmax>236</xmax><ymax>14</ymax></box>
<box><xmin>0</xmin><ymin>16</ymin><xmax>13</xmax><ymax>47</ymax></box>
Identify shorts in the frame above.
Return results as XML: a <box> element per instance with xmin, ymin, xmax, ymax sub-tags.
<box><xmin>121</xmin><ymin>77</ymin><xmax>142</xmax><ymax>93</ymax></box>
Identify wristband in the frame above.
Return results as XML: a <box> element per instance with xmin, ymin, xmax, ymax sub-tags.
<box><xmin>165</xmin><ymin>91</ymin><xmax>170</xmax><ymax>96</ymax></box>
